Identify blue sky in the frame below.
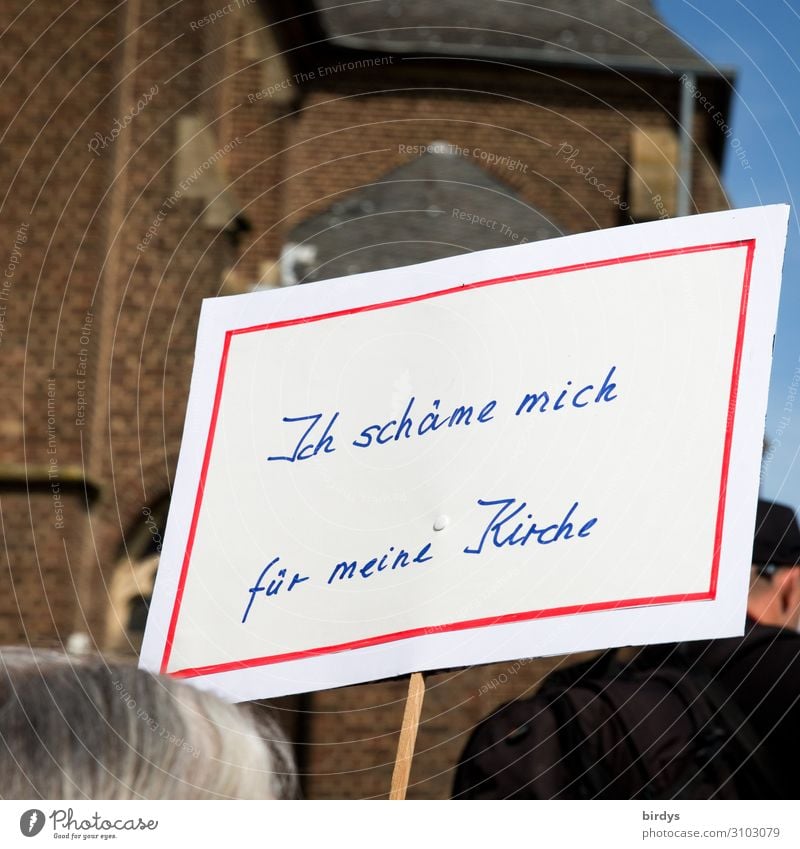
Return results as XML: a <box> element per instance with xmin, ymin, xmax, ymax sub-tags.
<box><xmin>655</xmin><ymin>0</ymin><xmax>800</xmax><ymax>513</ymax></box>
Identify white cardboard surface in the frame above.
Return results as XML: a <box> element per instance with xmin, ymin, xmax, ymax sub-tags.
<box><xmin>140</xmin><ymin>205</ymin><xmax>789</xmax><ymax>701</ymax></box>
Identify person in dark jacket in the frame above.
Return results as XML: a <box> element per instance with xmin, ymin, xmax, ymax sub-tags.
<box><xmin>453</xmin><ymin>499</ymin><xmax>800</xmax><ymax>799</ymax></box>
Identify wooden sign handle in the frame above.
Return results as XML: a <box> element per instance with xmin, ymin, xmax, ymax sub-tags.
<box><xmin>389</xmin><ymin>672</ymin><xmax>426</xmax><ymax>799</ymax></box>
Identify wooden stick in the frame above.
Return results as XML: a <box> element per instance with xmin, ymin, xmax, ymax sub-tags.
<box><xmin>389</xmin><ymin>672</ymin><xmax>426</xmax><ymax>800</ymax></box>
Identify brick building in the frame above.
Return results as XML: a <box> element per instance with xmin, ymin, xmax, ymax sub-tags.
<box><xmin>0</xmin><ymin>0</ymin><xmax>733</xmax><ymax>798</ymax></box>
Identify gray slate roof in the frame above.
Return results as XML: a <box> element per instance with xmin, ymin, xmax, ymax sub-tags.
<box><xmin>283</xmin><ymin>145</ymin><xmax>565</xmax><ymax>285</ymax></box>
<box><xmin>314</xmin><ymin>0</ymin><xmax>713</xmax><ymax>73</ymax></box>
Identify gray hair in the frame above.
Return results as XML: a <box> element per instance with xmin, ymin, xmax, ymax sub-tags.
<box><xmin>0</xmin><ymin>647</ymin><xmax>298</xmax><ymax>799</ymax></box>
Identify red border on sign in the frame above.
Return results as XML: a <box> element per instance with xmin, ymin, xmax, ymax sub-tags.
<box><xmin>161</xmin><ymin>239</ymin><xmax>756</xmax><ymax>678</ymax></box>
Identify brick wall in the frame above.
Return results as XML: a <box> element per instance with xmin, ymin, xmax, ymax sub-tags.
<box><xmin>0</xmin><ymin>0</ymin><xmax>118</xmax><ymax>644</ymax></box>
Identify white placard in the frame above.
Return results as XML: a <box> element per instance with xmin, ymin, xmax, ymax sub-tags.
<box><xmin>140</xmin><ymin>205</ymin><xmax>789</xmax><ymax>701</ymax></box>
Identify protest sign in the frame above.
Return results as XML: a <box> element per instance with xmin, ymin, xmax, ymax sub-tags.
<box><xmin>141</xmin><ymin>205</ymin><xmax>789</xmax><ymax>703</ymax></box>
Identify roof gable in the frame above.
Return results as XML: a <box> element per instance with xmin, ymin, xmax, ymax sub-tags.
<box><xmin>314</xmin><ymin>0</ymin><xmax>713</xmax><ymax>73</ymax></box>
<box><xmin>283</xmin><ymin>146</ymin><xmax>565</xmax><ymax>284</ymax></box>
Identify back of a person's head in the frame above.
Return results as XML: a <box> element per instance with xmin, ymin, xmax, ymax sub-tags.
<box><xmin>0</xmin><ymin>647</ymin><xmax>297</xmax><ymax>799</ymax></box>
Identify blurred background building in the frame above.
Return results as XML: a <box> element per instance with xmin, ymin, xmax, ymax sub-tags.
<box><xmin>0</xmin><ymin>0</ymin><xmax>734</xmax><ymax>797</ymax></box>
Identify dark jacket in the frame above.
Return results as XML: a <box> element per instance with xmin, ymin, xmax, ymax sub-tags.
<box><xmin>453</xmin><ymin>620</ymin><xmax>800</xmax><ymax>799</ymax></box>
<box><xmin>653</xmin><ymin>619</ymin><xmax>800</xmax><ymax>796</ymax></box>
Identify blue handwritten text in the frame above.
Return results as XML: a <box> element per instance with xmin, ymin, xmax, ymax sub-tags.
<box><xmin>464</xmin><ymin>498</ymin><xmax>597</xmax><ymax>555</ymax></box>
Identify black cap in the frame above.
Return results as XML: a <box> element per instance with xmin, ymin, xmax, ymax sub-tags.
<box><xmin>752</xmin><ymin>499</ymin><xmax>800</xmax><ymax>570</ymax></box>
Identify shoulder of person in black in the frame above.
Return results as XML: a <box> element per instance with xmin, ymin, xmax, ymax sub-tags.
<box><xmin>632</xmin><ymin>618</ymin><xmax>800</xmax><ymax>797</ymax></box>
<box><xmin>453</xmin><ymin>622</ymin><xmax>800</xmax><ymax>800</ymax></box>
